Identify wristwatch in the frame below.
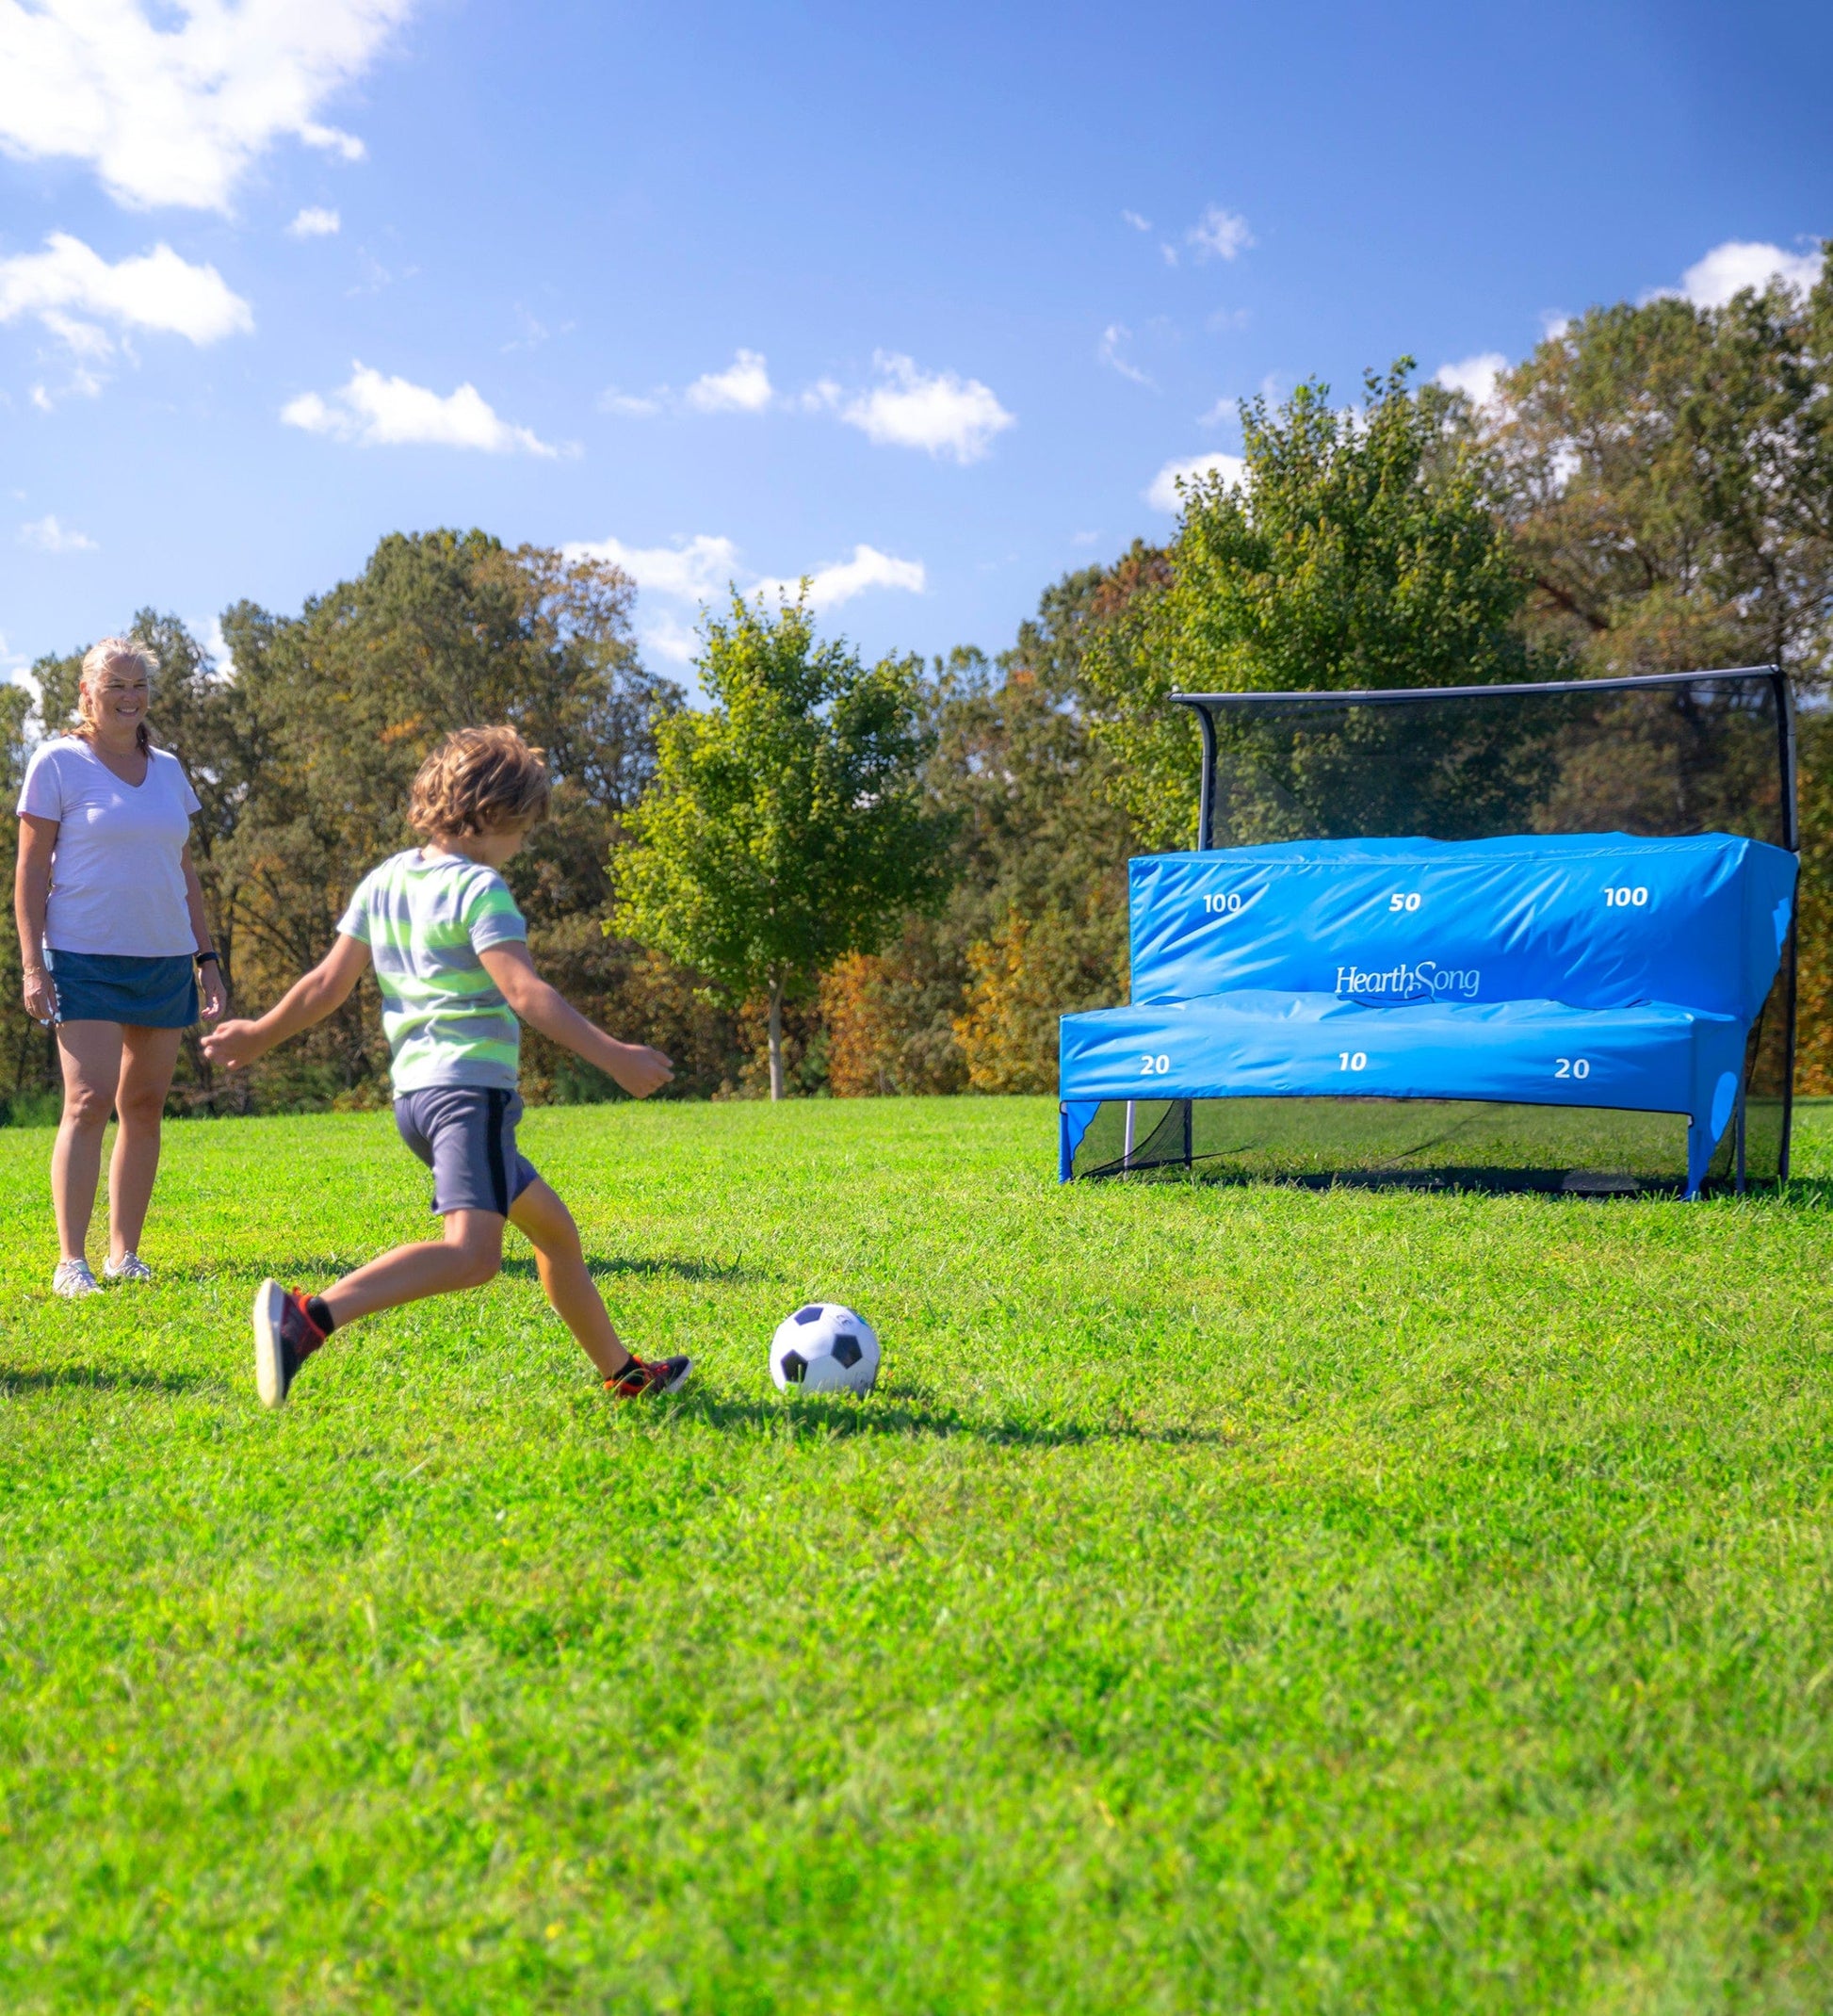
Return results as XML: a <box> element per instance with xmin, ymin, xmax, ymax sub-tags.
<box><xmin>195</xmin><ymin>951</ymin><xmax>220</xmax><ymax>968</ymax></box>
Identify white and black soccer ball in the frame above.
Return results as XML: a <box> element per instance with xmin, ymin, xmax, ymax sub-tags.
<box><xmin>770</xmin><ymin>1302</ymin><xmax>880</xmax><ymax>1396</ymax></box>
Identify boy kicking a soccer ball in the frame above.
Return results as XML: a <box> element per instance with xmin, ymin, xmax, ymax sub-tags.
<box><xmin>202</xmin><ymin>726</ymin><xmax>692</xmax><ymax>1408</ymax></box>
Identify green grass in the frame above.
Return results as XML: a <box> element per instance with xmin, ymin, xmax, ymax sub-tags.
<box><xmin>3</xmin><ymin>1097</ymin><xmax>1832</xmax><ymax>2013</ymax></box>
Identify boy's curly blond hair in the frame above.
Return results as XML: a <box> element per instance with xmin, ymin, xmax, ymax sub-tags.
<box><xmin>408</xmin><ymin>725</ymin><xmax>551</xmax><ymax>840</ymax></box>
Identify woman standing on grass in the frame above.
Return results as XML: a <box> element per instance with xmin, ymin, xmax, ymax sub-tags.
<box><xmin>12</xmin><ymin>638</ymin><xmax>226</xmax><ymax>1296</ymax></box>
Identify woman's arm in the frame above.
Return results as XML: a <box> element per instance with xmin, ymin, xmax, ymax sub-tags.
<box><xmin>13</xmin><ymin>814</ymin><xmax>56</xmax><ymax>1026</ymax></box>
<box><xmin>478</xmin><ymin>941</ymin><xmax>674</xmax><ymax>1097</ymax></box>
<box><xmin>180</xmin><ymin>843</ymin><xmax>226</xmax><ymax>1023</ymax></box>
<box><xmin>200</xmin><ymin>934</ymin><xmax>372</xmax><ymax>1071</ymax></box>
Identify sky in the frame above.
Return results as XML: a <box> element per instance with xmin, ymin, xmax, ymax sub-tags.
<box><xmin>1</xmin><ymin>0</ymin><xmax>1829</xmax><ymax>697</ymax></box>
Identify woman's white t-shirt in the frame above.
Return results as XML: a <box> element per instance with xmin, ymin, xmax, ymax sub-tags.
<box><xmin>16</xmin><ymin>737</ymin><xmax>203</xmax><ymax>958</ymax></box>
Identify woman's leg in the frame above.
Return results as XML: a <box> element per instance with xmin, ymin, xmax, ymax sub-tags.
<box><xmin>506</xmin><ymin>1178</ymin><xmax>632</xmax><ymax>1380</ymax></box>
<box><xmin>52</xmin><ymin>1020</ymin><xmax>124</xmax><ymax>1263</ymax></box>
<box><xmin>109</xmin><ymin>1025</ymin><xmax>185</xmax><ymax>1261</ymax></box>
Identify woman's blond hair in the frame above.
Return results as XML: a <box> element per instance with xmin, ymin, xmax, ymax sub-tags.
<box><xmin>76</xmin><ymin>637</ymin><xmax>157</xmax><ymax>752</ymax></box>
<box><xmin>408</xmin><ymin>725</ymin><xmax>551</xmax><ymax>840</ymax></box>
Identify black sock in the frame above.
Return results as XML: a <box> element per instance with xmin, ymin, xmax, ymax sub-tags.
<box><xmin>305</xmin><ymin>1294</ymin><xmax>335</xmax><ymax>1337</ymax></box>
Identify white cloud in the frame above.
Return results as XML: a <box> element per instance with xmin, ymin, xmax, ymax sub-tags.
<box><xmin>1146</xmin><ymin>450</ymin><xmax>1246</xmax><ymax>512</ymax></box>
<box><xmin>749</xmin><ymin>544</ymin><xmax>926</xmax><ymax>610</ymax></box>
<box><xmin>0</xmin><ymin>0</ymin><xmax>414</xmax><ymax>211</ymax></box>
<box><xmin>1122</xmin><ymin>209</ymin><xmax>1152</xmax><ymax>233</ymax></box>
<box><xmin>561</xmin><ymin>533</ymin><xmax>739</xmax><ymax>599</ymax></box>
<box><xmin>1675</xmin><ymin>239</ymin><xmax>1825</xmax><ymax>309</ymax></box>
<box><xmin>0</xmin><ymin>232</ymin><xmax>253</xmax><ymax>352</ymax></box>
<box><xmin>683</xmin><ymin>348</ymin><xmax>773</xmax><ymax>414</ymax></box>
<box><xmin>287</xmin><ymin>205</ymin><xmax>340</xmax><ymax>238</ymax></box>
<box><xmin>282</xmin><ymin>364</ymin><xmax>558</xmax><ymax>455</ymax></box>
<box><xmin>18</xmin><ymin>512</ymin><xmax>95</xmax><ymax>552</ymax></box>
<box><xmin>1188</xmin><ymin>205</ymin><xmax>1254</xmax><ymax>262</ymax></box>
<box><xmin>203</xmin><ymin>614</ymin><xmax>233</xmax><ymax>677</ymax></box>
<box><xmin>1098</xmin><ymin>323</ymin><xmax>1154</xmax><ymax>388</ymax></box>
<box><xmin>1435</xmin><ymin>351</ymin><xmax>1508</xmax><ymax>406</ymax></box>
<box><xmin>640</xmin><ymin>611</ymin><xmax>702</xmax><ymax>665</ymax></box>
<box><xmin>841</xmin><ymin>351</ymin><xmax>1014</xmax><ymax>463</ymax></box>
<box><xmin>1197</xmin><ymin>395</ymin><xmax>1237</xmax><ymax>427</ymax></box>
<box><xmin>598</xmin><ymin>386</ymin><xmax>663</xmax><ymax>416</ymax></box>
<box><xmin>566</xmin><ymin>531</ymin><xmax>924</xmax><ymax>627</ymax></box>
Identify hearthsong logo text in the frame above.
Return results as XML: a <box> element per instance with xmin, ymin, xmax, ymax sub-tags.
<box><xmin>1336</xmin><ymin>959</ymin><xmax>1481</xmax><ymax>1000</ymax></box>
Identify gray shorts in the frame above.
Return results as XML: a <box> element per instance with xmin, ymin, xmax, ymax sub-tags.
<box><xmin>394</xmin><ymin>1086</ymin><xmax>540</xmax><ymax>1218</ymax></box>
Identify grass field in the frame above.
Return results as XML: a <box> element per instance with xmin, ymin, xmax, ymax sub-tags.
<box><xmin>3</xmin><ymin>1096</ymin><xmax>1831</xmax><ymax>2013</ymax></box>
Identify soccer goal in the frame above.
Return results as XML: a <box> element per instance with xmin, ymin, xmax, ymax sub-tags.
<box><xmin>1061</xmin><ymin>666</ymin><xmax>1799</xmax><ymax>1195</ymax></box>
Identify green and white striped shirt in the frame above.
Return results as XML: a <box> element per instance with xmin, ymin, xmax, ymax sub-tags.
<box><xmin>337</xmin><ymin>850</ymin><xmax>528</xmax><ymax>1092</ymax></box>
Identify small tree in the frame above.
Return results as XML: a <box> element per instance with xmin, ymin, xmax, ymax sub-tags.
<box><xmin>615</xmin><ymin>594</ymin><xmax>954</xmax><ymax>1098</ymax></box>
<box><xmin>1086</xmin><ymin>362</ymin><xmax>1538</xmax><ymax>849</ymax></box>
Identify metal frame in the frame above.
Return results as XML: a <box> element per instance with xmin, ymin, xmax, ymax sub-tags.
<box><xmin>1167</xmin><ymin>665</ymin><xmax>1800</xmax><ymax>1186</ymax></box>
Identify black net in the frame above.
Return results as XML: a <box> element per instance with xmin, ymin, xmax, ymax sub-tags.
<box><xmin>1076</xmin><ymin>669</ymin><xmax>1796</xmax><ymax>1195</ymax></box>
<box><xmin>1192</xmin><ymin>671</ymin><xmax>1792</xmax><ymax>854</ymax></box>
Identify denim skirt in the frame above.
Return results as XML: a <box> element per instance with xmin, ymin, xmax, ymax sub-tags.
<box><xmin>46</xmin><ymin>948</ymin><xmax>199</xmax><ymax>1030</ymax></box>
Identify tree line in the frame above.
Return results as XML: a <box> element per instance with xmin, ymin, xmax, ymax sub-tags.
<box><xmin>4</xmin><ymin>253</ymin><xmax>1830</xmax><ymax>1117</ymax></box>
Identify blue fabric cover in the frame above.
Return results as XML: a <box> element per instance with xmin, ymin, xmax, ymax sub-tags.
<box><xmin>1060</xmin><ymin>991</ymin><xmax>1744</xmax><ymax>1192</ymax></box>
<box><xmin>1128</xmin><ymin>834</ymin><xmax>1795</xmax><ymax>1019</ymax></box>
<box><xmin>1061</xmin><ymin>832</ymin><xmax>1797</xmax><ymax>1195</ymax></box>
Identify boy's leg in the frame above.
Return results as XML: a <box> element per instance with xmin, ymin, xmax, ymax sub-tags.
<box><xmin>506</xmin><ymin>1177</ymin><xmax>631</xmax><ymax>1380</ymax></box>
<box><xmin>320</xmin><ymin>1211</ymin><xmax>505</xmax><ymax>1326</ymax></box>
<box><xmin>251</xmin><ymin>1212</ymin><xmax>503</xmax><ymax>1409</ymax></box>
<box><xmin>507</xmin><ymin>1179</ymin><xmax>691</xmax><ymax>1397</ymax></box>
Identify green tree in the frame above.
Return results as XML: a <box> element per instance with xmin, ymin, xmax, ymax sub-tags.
<box><xmin>1486</xmin><ymin>253</ymin><xmax>1833</xmax><ymax>1084</ymax></box>
<box><xmin>0</xmin><ymin>679</ymin><xmax>54</xmax><ymax>1115</ymax></box>
<box><xmin>1087</xmin><ymin>363</ymin><xmax>1540</xmax><ymax>849</ymax></box>
<box><xmin>820</xmin><ymin>566</ymin><xmax>1161</xmax><ymax>1097</ymax></box>
<box><xmin>219</xmin><ymin>530</ymin><xmax>685</xmax><ymax>1105</ymax></box>
<box><xmin>616</xmin><ymin>594</ymin><xmax>953</xmax><ymax>1099</ymax></box>
<box><xmin>1492</xmin><ymin>257</ymin><xmax>1833</xmax><ymax>684</ymax></box>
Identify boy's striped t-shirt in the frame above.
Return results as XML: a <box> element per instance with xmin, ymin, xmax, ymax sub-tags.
<box><xmin>336</xmin><ymin>849</ymin><xmax>528</xmax><ymax>1092</ymax></box>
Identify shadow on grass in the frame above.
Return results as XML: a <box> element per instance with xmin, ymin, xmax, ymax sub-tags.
<box><xmin>1776</xmin><ymin>1178</ymin><xmax>1833</xmax><ymax>1212</ymax></box>
<box><xmin>499</xmin><ymin>1255</ymin><xmax>759</xmax><ymax>1285</ymax></box>
<box><xmin>676</xmin><ymin>1388</ymin><xmax>1230</xmax><ymax>1450</ymax></box>
<box><xmin>152</xmin><ymin>1257</ymin><xmax>364</xmax><ymax>1286</ymax></box>
<box><xmin>1</xmin><ymin>1364</ymin><xmax>209</xmax><ymax>1395</ymax></box>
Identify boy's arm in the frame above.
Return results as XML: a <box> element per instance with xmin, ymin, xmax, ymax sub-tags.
<box><xmin>479</xmin><ymin>941</ymin><xmax>673</xmax><ymax>1097</ymax></box>
<box><xmin>201</xmin><ymin>935</ymin><xmax>372</xmax><ymax>1071</ymax></box>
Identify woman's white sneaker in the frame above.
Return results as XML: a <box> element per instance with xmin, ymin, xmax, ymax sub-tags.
<box><xmin>105</xmin><ymin>1250</ymin><xmax>154</xmax><ymax>1284</ymax></box>
<box><xmin>52</xmin><ymin>1259</ymin><xmax>102</xmax><ymax>1298</ymax></box>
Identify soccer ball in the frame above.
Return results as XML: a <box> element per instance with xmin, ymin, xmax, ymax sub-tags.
<box><xmin>770</xmin><ymin>1303</ymin><xmax>880</xmax><ymax>1396</ymax></box>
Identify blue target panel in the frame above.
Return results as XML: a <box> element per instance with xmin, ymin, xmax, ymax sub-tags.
<box><xmin>1127</xmin><ymin>835</ymin><xmax>1795</xmax><ymax>1020</ymax></box>
<box><xmin>1061</xmin><ymin>831</ymin><xmax>1796</xmax><ymax>1196</ymax></box>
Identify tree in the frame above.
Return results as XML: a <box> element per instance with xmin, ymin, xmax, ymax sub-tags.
<box><xmin>217</xmin><ymin>530</ymin><xmax>684</xmax><ymax>1105</ymax></box>
<box><xmin>0</xmin><ymin>680</ymin><xmax>53</xmax><ymax>1115</ymax></box>
<box><xmin>817</xmin><ymin>575</ymin><xmax>1157</xmax><ymax>1098</ymax></box>
<box><xmin>1487</xmin><ymin>258</ymin><xmax>1833</xmax><ymax>1084</ymax></box>
<box><xmin>1086</xmin><ymin>364</ymin><xmax>1540</xmax><ymax>849</ymax></box>
<box><xmin>615</xmin><ymin>594</ymin><xmax>953</xmax><ymax>1099</ymax></box>
<box><xmin>1491</xmin><ymin>258</ymin><xmax>1833</xmax><ymax>685</ymax></box>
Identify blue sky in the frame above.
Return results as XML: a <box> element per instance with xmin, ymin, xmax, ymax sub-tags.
<box><xmin>2</xmin><ymin>0</ymin><xmax>1828</xmax><ymax>695</ymax></box>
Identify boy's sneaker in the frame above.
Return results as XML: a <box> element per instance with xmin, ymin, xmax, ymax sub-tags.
<box><xmin>52</xmin><ymin>1258</ymin><xmax>101</xmax><ymax>1298</ymax></box>
<box><xmin>253</xmin><ymin>1279</ymin><xmax>327</xmax><ymax>1410</ymax></box>
<box><xmin>105</xmin><ymin>1250</ymin><xmax>153</xmax><ymax>1284</ymax></box>
<box><xmin>606</xmin><ymin>1353</ymin><xmax>693</xmax><ymax>1399</ymax></box>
